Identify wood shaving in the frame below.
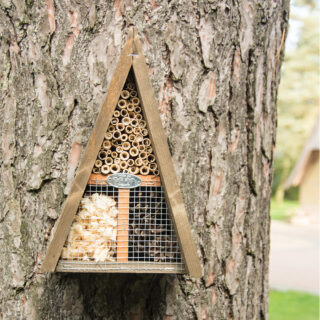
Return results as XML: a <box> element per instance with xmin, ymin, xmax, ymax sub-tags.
<box><xmin>61</xmin><ymin>194</ymin><xmax>118</xmax><ymax>262</ymax></box>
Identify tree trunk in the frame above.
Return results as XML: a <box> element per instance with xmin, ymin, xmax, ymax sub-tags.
<box><xmin>0</xmin><ymin>1</ymin><xmax>289</xmax><ymax>319</ymax></box>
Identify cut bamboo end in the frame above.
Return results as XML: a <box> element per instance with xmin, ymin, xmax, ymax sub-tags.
<box><xmin>101</xmin><ymin>165</ymin><xmax>110</xmax><ymax>175</ymax></box>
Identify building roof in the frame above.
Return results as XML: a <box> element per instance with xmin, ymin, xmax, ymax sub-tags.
<box><xmin>285</xmin><ymin>115</ymin><xmax>320</xmax><ymax>188</ymax></box>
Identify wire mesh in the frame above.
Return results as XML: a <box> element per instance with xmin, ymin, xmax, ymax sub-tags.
<box><xmin>58</xmin><ymin>179</ymin><xmax>185</xmax><ymax>273</ymax></box>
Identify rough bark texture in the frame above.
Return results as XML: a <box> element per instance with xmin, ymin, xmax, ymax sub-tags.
<box><xmin>0</xmin><ymin>1</ymin><xmax>289</xmax><ymax>319</ymax></box>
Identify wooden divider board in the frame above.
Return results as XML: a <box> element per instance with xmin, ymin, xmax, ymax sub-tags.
<box><xmin>117</xmin><ymin>189</ymin><xmax>130</xmax><ymax>262</ymax></box>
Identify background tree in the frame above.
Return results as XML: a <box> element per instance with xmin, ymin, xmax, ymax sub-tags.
<box><xmin>0</xmin><ymin>1</ymin><xmax>289</xmax><ymax>319</ymax></box>
<box><xmin>273</xmin><ymin>0</ymin><xmax>319</xmax><ymax>201</ymax></box>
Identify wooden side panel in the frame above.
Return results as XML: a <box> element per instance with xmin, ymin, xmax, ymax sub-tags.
<box><xmin>132</xmin><ymin>30</ymin><xmax>202</xmax><ymax>277</ymax></box>
<box><xmin>41</xmin><ymin>30</ymin><xmax>134</xmax><ymax>272</ymax></box>
<box><xmin>117</xmin><ymin>189</ymin><xmax>130</xmax><ymax>262</ymax></box>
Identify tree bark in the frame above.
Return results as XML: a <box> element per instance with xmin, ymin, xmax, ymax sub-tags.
<box><xmin>0</xmin><ymin>1</ymin><xmax>289</xmax><ymax>319</ymax></box>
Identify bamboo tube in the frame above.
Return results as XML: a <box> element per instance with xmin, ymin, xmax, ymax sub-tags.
<box><xmin>132</xmin><ymin>140</ymin><xmax>139</xmax><ymax>148</ymax></box>
<box><xmin>118</xmin><ymin>99</ymin><xmax>127</xmax><ymax>109</ymax></box>
<box><xmin>120</xmin><ymin>151</ymin><xmax>129</xmax><ymax>161</ymax></box>
<box><xmin>98</xmin><ymin>151</ymin><xmax>107</xmax><ymax>160</ymax></box>
<box><xmin>93</xmin><ymin>167</ymin><xmax>101</xmax><ymax>174</ymax></box>
<box><xmin>129</xmin><ymin>147</ymin><xmax>139</xmax><ymax>157</ymax></box>
<box><xmin>136</xmin><ymin>114</ymin><xmax>143</xmax><ymax>121</ymax></box>
<box><xmin>105</xmin><ymin>132</ymin><xmax>113</xmax><ymax>140</ymax></box>
<box><xmin>120</xmin><ymin>161</ymin><xmax>128</xmax><ymax>170</ymax></box>
<box><xmin>127</xmin><ymin>104</ymin><xmax>134</xmax><ymax>112</ymax></box>
<box><xmin>148</xmin><ymin>154</ymin><xmax>156</xmax><ymax>163</ymax></box>
<box><xmin>128</xmin><ymin>111</ymin><xmax>135</xmax><ymax>119</ymax></box>
<box><xmin>131</xmin><ymin>119</ymin><xmax>138</xmax><ymax>127</ymax></box>
<box><xmin>149</xmin><ymin>163</ymin><xmax>157</xmax><ymax>171</ymax></box>
<box><xmin>134</xmin><ymin>127</ymin><xmax>141</xmax><ymax>134</ymax></box>
<box><xmin>114</xmin><ymin>110</ymin><xmax>121</xmax><ymax>118</ymax></box>
<box><xmin>114</xmin><ymin>158</ymin><xmax>121</xmax><ymax>164</ymax></box>
<box><xmin>111</xmin><ymin>118</ymin><xmax>119</xmax><ymax>125</ymax></box>
<box><xmin>126</xmin><ymin>82</ymin><xmax>135</xmax><ymax>90</ymax></box>
<box><xmin>116</xmin><ymin>146</ymin><xmax>123</xmax><ymax>153</ymax></box>
<box><xmin>108</xmin><ymin>125</ymin><xmax>116</xmax><ymax>132</ymax></box>
<box><xmin>113</xmin><ymin>130</ymin><xmax>121</xmax><ymax>140</ymax></box>
<box><xmin>121</xmin><ymin>134</ymin><xmax>128</xmax><ymax>142</ymax></box>
<box><xmin>105</xmin><ymin>157</ymin><xmax>113</xmax><ymax>166</ymax></box>
<box><xmin>139</xmin><ymin>120</ymin><xmax>147</xmax><ymax>128</ymax></box>
<box><xmin>127</xmin><ymin>159</ymin><xmax>134</xmax><ymax>167</ymax></box>
<box><xmin>129</xmin><ymin>166</ymin><xmax>139</xmax><ymax>175</ymax></box>
<box><xmin>112</xmin><ymin>140</ymin><xmax>121</xmax><ymax>147</ymax></box>
<box><xmin>128</xmin><ymin>134</ymin><xmax>135</xmax><ymax>142</ymax></box>
<box><xmin>111</xmin><ymin>151</ymin><xmax>118</xmax><ymax>159</ymax></box>
<box><xmin>140</xmin><ymin>151</ymin><xmax>147</xmax><ymax>160</ymax></box>
<box><xmin>121</xmin><ymin>90</ymin><xmax>130</xmax><ymax>99</ymax></box>
<box><xmin>95</xmin><ymin>159</ymin><xmax>103</xmax><ymax>168</ymax></box>
<box><xmin>143</xmin><ymin>138</ymin><xmax>151</xmax><ymax>146</ymax></box>
<box><xmin>101</xmin><ymin>165</ymin><xmax>110</xmax><ymax>175</ymax></box>
<box><xmin>140</xmin><ymin>166</ymin><xmax>150</xmax><ymax>175</ymax></box>
<box><xmin>103</xmin><ymin>140</ymin><xmax>112</xmax><ymax>150</ymax></box>
<box><xmin>116</xmin><ymin>123</ymin><xmax>125</xmax><ymax>131</ymax></box>
<box><xmin>110</xmin><ymin>164</ymin><xmax>120</xmax><ymax>173</ymax></box>
<box><xmin>141</xmin><ymin>129</ymin><xmax>148</xmax><ymax>137</ymax></box>
<box><xmin>131</xmin><ymin>97</ymin><xmax>140</xmax><ymax>105</ymax></box>
<box><xmin>146</xmin><ymin>146</ymin><xmax>153</xmax><ymax>154</ymax></box>
<box><xmin>136</xmin><ymin>135</ymin><xmax>144</xmax><ymax>143</ymax></box>
<box><xmin>122</xmin><ymin>117</ymin><xmax>131</xmax><ymax>126</ymax></box>
<box><xmin>125</xmin><ymin>126</ymin><xmax>133</xmax><ymax>134</ymax></box>
<box><xmin>138</xmin><ymin>144</ymin><xmax>145</xmax><ymax>152</ymax></box>
<box><xmin>135</xmin><ymin>158</ymin><xmax>143</xmax><ymax>167</ymax></box>
<box><xmin>122</xmin><ymin>141</ymin><xmax>131</xmax><ymax>150</ymax></box>
<box><xmin>134</xmin><ymin>106</ymin><xmax>141</xmax><ymax>113</ymax></box>
<box><xmin>120</xmin><ymin>109</ymin><xmax>128</xmax><ymax>117</ymax></box>
<box><xmin>130</xmin><ymin>90</ymin><xmax>137</xmax><ymax>97</ymax></box>
<box><xmin>106</xmin><ymin>150</ymin><xmax>112</xmax><ymax>155</ymax></box>
<box><xmin>154</xmin><ymin>169</ymin><xmax>159</xmax><ymax>176</ymax></box>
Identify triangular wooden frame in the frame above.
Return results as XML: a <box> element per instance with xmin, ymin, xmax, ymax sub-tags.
<box><xmin>41</xmin><ymin>28</ymin><xmax>202</xmax><ymax>277</ymax></box>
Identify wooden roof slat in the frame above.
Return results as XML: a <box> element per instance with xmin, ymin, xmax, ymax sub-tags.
<box><xmin>132</xmin><ymin>29</ymin><xmax>202</xmax><ymax>277</ymax></box>
<box><xmin>41</xmin><ymin>30</ymin><xmax>134</xmax><ymax>272</ymax></box>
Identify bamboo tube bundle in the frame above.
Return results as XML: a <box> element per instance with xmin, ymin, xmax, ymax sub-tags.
<box><xmin>92</xmin><ymin>78</ymin><xmax>161</xmax><ymax>176</ymax></box>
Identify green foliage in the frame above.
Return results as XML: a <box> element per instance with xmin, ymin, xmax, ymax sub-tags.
<box><xmin>273</xmin><ymin>3</ymin><xmax>319</xmax><ymax>196</ymax></box>
<box><xmin>270</xmin><ymin>199</ymin><xmax>298</xmax><ymax>221</ymax></box>
<box><xmin>269</xmin><ymin>290</ymin><xmax>319</xmax><ymax>320</ymax></box>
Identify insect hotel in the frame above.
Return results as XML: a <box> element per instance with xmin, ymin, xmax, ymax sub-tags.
<box><xmin>41</xmin><ymin>29</ymin><xmax>201</xmax><ymax>277</ymax></box>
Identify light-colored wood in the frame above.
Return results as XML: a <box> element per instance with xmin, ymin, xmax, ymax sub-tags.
<box><xmin>56</xmin><ymin>261</ymin><xmax>185</xmax><ymax>274</ymax></box>
<box><xmin>88</xmin><ymin>173</ymin><xmax>161</xmax><ymax>186</ymax></box>
<box><xmin>41</xmin><ymin>29</ymin><xmax>134</xmax><ymax>272</ymax></box>
<box><xmin>117</xmin><ymin>189</ymin><xmax>130</xmax><ymax>262</ymax></box>
<box><xmin>132</xmin><ymin>29</ymin><xmax>202</xmax><ymax>277</ymax></box>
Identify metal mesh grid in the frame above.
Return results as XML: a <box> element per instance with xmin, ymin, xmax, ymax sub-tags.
<box><xmin>58</xmin><ymin>180</ymin><xmax>185</xmax><ymax>273</ymax></box>
<box><xmin>128</xmin><ymin>186</ymin><xmax>182</xmax><ymax>264</ymax></box>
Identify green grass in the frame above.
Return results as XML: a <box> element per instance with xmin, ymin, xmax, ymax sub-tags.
<box><xmin>270</xmin><ymin>199</ymin><xmax>299</xmax><ymax>221</ymax></box>
<box><xmin>269</xmin><ymin>290</ymin><xmax>319</xmax><ymax>320</ymax></box>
